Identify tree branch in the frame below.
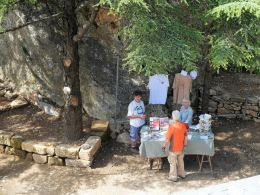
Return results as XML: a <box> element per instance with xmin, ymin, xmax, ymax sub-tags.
<box><xmin>0</xmin><ymin>12</ymin><xmax>63</xmax><ymax>34</ymax></box>
<box><xmin>73</xmin><ymin>7</ymin><xmax>99</xmax><ymax>42</ymax></box>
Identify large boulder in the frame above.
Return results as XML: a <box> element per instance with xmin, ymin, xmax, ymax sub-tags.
<box><xmin>0</xmin><ymin>4</ymin><xmax>145</xmax><ymax>121</ymax></box>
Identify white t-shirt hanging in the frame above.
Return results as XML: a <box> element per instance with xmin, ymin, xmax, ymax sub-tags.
<box><xmin>148</xmin><ymin>74</ymin><xmax>169</xmax><ymax>104</ymax></box>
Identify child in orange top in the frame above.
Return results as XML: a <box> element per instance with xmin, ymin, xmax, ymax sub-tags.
<box><xmin>163</xmin><ymin>110</ymin><xmax>187</xmax><ymax>182</ymax></box>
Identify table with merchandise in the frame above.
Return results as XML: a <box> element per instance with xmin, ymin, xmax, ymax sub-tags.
<box><xmin>139</xmin><ymin>115</ymin><xmax>215</xmax><ymax>171</ymax></box>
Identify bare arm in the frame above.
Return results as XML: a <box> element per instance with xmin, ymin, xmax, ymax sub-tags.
<box><xmin>128</xmin><ymin>115</ymin><xmax>146</xmax><ymax>119</ymax></box>
<box><xmin>184</xmin><ymin>135</ymin><xmax>187</xmax><ymax>146</ymax></box>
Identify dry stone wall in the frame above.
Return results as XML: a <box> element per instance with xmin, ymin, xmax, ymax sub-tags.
<box><xmin>199</xmin><ymin>86</ymin><xmax>260</xmax><ymax>122</ymax></box>
<box><xmin>0</xmin><ymin>129</ymin><xmax>101</xmax><ymax>168</ymax></box>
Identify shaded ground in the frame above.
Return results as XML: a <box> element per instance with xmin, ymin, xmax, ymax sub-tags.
<box><xmin>0</xmin><ymin>106</ymin><xmax>260</xmax><ymax>194</ymax></box>
<box><xmin>0</xmin><ymin>104</ymin><xmax>90</xmax><ymax>144</ymax></box>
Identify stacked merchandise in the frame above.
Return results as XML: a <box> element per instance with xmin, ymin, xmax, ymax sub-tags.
<box><xmin>199</xmin><ymin>114</ymin><xmax>212</xmax><ymax>135</ymax></box>
<box><xmin>159</xmin><ymin>117</ymin><xmax>169</xmax><ymax>131</ymax></box>
<box><xmin>149</xmin><ymin>117</ymin><xmax>169</xmax><ymax>131</ymax></box>
<box><xmin>150</xmin><ymin>117</ymin><xmax>160</xmax><ymax>131</ymax></box>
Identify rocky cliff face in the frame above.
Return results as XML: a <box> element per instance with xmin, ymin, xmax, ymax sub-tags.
<box><xmin>0</xmin><ymin>4</ymin><xmax>145</xmax><ymax>120</ymax></box>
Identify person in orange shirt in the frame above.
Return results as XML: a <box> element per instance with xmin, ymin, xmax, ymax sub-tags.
<box><xmin>163</xmin><ymin>110</ymin><xmax>187</xmax><ymax>182</ymax></box>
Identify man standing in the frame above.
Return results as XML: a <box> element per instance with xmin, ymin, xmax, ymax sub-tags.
<box><xmin>163</xmin><ymin>110</ymin><xmax>187</xmax><ymax>182</ymax></box>
<box><xmin>127</xmin><ymin>90</ymin><xmax>146</xmax><ymax>149</ymax></box>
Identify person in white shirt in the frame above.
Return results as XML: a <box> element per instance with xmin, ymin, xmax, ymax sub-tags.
<box><xmin>127</xmin><ymin>90</ymin><xmax>146</xmax><ymax>148</ymax></box>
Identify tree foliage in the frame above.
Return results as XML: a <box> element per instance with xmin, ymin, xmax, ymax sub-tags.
<box><xmin>99</xmin><ymin>0</ymin><xmax>260</xmax><ymax>75</ymax></box>
<box><xmin>208</xmin><ymin>0</ymin><xmax>260</xmax><ymax>73</ymax></box>
<box><xmin>99</xmin><ymin>0</ymin><xmax>203</xmax><ymax>75</ymax></box>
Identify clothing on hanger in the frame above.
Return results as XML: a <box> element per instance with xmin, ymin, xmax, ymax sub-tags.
<box><xmin>189</xmin><ymin>70</ymin><xmax>198</xmax><ymax>80</ymax></box>
<box><xmin>148</xmin><ymin>74</ymin><xmax>169</xmax><ymax>104</ymax></box>
<box><xmin>180</xmin><ymin>70</ymin><xmax>188</xmax><ymax>76</ymax></box>
<box><xmin>172</xmin><ymin>73</ymin><xmax>192</xmax><ymax>104</ymax></box>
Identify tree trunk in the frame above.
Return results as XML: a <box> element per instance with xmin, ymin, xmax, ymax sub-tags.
<box><xmin>63</xmin><ymin>0</ymin><xmax>83</xmax><ymax>140</ymax></box>
<box><xmin>202</xmin><ymin>61</ymin><xmax>212</xmax><ymax>113</ymax></box>
<box><xmin>201</xmin><ymin>28</ymin><xmax>213</xmax><ymax>114</ymax></box>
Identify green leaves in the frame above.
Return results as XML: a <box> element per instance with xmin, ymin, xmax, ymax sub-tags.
<box><xmin>99</xmin><ymin>0</ymin><xmax>203</xmax><ymax>75</ymax></box>
<box><xmin>208</xmin><ymin>0</ymin><xmax>260</xmax><ymax>73</ymax></box>
<box><xmin>209</xmin><ymin>0</ymin><xmax>260</xmax><ymax>20</ymax></box>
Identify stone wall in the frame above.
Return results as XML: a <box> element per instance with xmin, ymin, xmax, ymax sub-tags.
<box><xmin>0</xmin><ymin>130</ymin><xmax>101</xmax><ymax>167</ymax></box>
<box><xmin>199</xmin><ymin>86</ymin><xmax>260</xmax><ymax>122</ymax></box>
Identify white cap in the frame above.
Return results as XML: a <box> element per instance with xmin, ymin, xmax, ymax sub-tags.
<box><xmin>190</xmin><ymin>70</ymin><xmax>198</xmax><ymax>80</ymax></box>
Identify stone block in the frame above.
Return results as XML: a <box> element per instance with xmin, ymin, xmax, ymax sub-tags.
<box><xmin>209</xmin><ymin>100</ymin><xmax>218</xmax><ymax>108</ymax></box>
<box><xmin>212</xmin><ymin>96</ymin><xmax>223</xmax><ymax>103</ymax></box>
<box><xmin>32</xmin><ymin>153</ymin><xmax>48</xmax><ymax>164</ymax></box>
<box><xmin>21</xmin><ymin>141</ymin><xmax>56</xmax><ymax>155</ymax></box>
<box><xmin>5</xmin><ymin>146</ymin><xmax>27</xmax><ymax>159</ymax></box>
<box><xmin>246</xmin><ymin>105</ymin><xmax>259</xmax><ymax>112</ymax></box>
<box><xmin>91</xmin><ymin>120</ymin><xmax>109</xmax><ymax>132</ymax></box>
<box><xmin>65</xmin><ymin>159</ymin><xmax>92</xmax><ymax>168</ymax></box>
<box><xmin>246</xmin><ymin>110</ymin><xmax>258</xmax><ymax>118</ymax></box>
<box><xmin>253</xmin><ymin>118</ymin><xmax>260</xmax><ymax>123</ymax></box>
<box><xmin>55</xmin><ymin>144</ymin><xmax>80</xmax><ymax>159</ymax></box>
<box><xmin>222</xmin><ymin>93</ymin><xmax>231</xmax><ymax>101</ymax></box>
<box><xmin>21</xmin><ymin>141</ymin><xmax>35</xmax><ymax>152</ymax></box>
<box><xmin>247</xmin><ymin>97</ymin><xmax>259</xmax><ymax>105</ymax></box>
<box><xmin>37</xmin><ymin>101</ymin><xmax>60</xmax><ymax>117</ymax></box>
<box><xmin>232</xmin><ymin>105</ymin><xmax>242</xmax><ymax>111</ymax></box>
<box><xmin>9</xmin><ymin>98</ymin><xmax>28</xmax><ymax>109</ymax></box>
<box><xmin>25</xmin><ymin>152</ymin><xmax>33</xmax><ymax>161</ymax></box>
<box><xmin>0</xmin><ymin>145</ymin><xmax>6</xmax><ymax>153</ymax></box>
<box><xmin>223</xmin><ymin>104</ymin><xmax>233</xmax><ymax>110</ymax></box>
<box><xmin>10</xmin><ymin>135</ymin><xmax>24</xmax><ymax>149</ymax></box>
<box><xmin>230</xmin><ymin>96</ymin><xmax>245</xmax><ymax>103</ymax></box>
<box><xmin>217</xmin><ymin>103</ymin><xmax>224</xmax><ymax>108</ymax></box>
<box><xmin>218</xmin><ymin>108</ymin><xmax>233</xmax><ymax>115</ymax></box>
<box><xmin>0</xmin><ymin>131</ymin><xmax>14</xmax><ymax>146</ymax></box>
<box><xmin>79</xmin><ymin>136</ymin><xmax>101</xmax><ymax>161</ymax></box>
<box><xmin>48</xmin><ymin>156</ymin><xmax>64</xmax><ymax>166</ymax></box>
<box><xmin>209</xmin><ymin>89</ymin><xmax>217</xmax><ymax>96</ymax></box>
<box><xmin>208</xmin><ymin>107</ymin><xmax>217</xmax><ymax>113</ymax></box>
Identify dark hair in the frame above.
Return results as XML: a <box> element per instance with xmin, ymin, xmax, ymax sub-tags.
<box><xmin>133</xmin><ymin>90</ymin><xmax>142</xmax><ymax>97</ymax></box>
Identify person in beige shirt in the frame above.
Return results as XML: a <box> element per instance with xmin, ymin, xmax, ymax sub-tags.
<box><xmin>173</xmin><ymin>73</ymin><xmax>192</xmax><ymax>104</ymax></box>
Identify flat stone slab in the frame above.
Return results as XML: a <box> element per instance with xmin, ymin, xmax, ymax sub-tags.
<box><xmin>55</xmin><ymin>144</ymin><xmax>80</xmax><ymax>159</ymax></box>
<box><xmin>65</xmin><ymin>159</ymin><xmax>92</xmax><ymax>168</ymax></box>
<box><xmin>79</xmin><ymin>136</ymin><xmax>101</xmax><ymax>161</ymax></box>
<box><xmin>32</xmin><ymin>153</ymin><xmax>48</xmax><ymax>164</ymax></box>
<box><xmin>10</xmin><ymin>98</ymin><xmax>28</xmax><ymax>109</ymax></box>
<box><xmin>37</xmin><ymin>101</ymin><xmax>60</xmax><ymax>117</ymax></box>
<box><xmin>0</xmin><ymin>130</ymin><xmax>14</xmax><ymax>146</ymax></box>
<box><xmin>91</xmin><ymin>120</ymin><xmax>109</xmax><ymax>132</ymax></box>
<box><xmin>21</xmin><ymin>141</ymin><xmax>56</xmax><ymax>155</ymax></box>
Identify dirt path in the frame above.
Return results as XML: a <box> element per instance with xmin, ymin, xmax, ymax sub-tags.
<box><xmin>1</xmin><ymin>118</ymin><xmax>260</xmax><ymax>195</ymax></box>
